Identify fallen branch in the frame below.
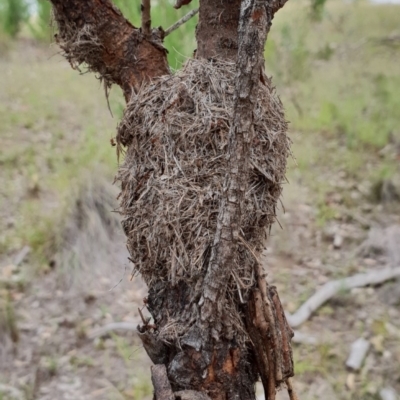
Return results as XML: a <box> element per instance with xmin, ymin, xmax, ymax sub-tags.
<box><xmin>13</xmin><ymin>246</ymin><xmax>31</xmax><ymax>266</ymax></box>
<box><xmin>88</xmin><ymin>321</ymin><xmax>138</xmax><ymax>339</ymax></box>
<box><xmin>164</xmin><ymin>8</ymin><xmax>199</xmax><ymax>37</ymax></box>
<box><xmin>292</xmin><ymin>330</ymin><xmax>318</xmax><ymax>345</ymax></box>
<box><xmin>286</xmin><ymin>267</ymin><xmax>400</xmax><ymax>328</ymax></box>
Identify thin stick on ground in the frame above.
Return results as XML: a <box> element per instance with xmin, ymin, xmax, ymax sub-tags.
<box><xmin>164</xmin><ymin>8</ymin><xmax>199</xmax><ymax>37</ymax></box>
<box><xmin>286</xmin><ymin>266</ymin><xmax>400</xmax><ymax>328</ymax></box>
<box><xmin>88</xmin><ymin>322</ymin><xmax>139</xmax><ymax>339</ymax></box>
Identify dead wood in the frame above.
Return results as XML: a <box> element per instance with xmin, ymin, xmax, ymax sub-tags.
<box><xmin>291</xmin><ymin>331</ymin><xmax>318</xmax><ymax>345</ymax></box>
<box><xmin>164</xmin><ymin>9</ymin><xmax>199</xmax><ymax>37</ymax></box>
<box><xmin>88</xmin><ymin>322</ymin><xmax>138</xmax><ymax>339</ymax></box>
<box><xmin>152</xmin><ymin>365</ymin><xmax>175</xmax><ymax>400</ymax></box>
<box><xmin>245</xmin><ymin>284</ymin><xmax>294</xmax><ymax>399</ymax></box>
<box><xmin>286</xmin><ymin>266</ymin><xmax>400</xmax><ymax>328</ymax></box>
<box><xmin>13</xmin><ymin>246</ymin><xmax>31</xmax><ymax>266</ymax></box>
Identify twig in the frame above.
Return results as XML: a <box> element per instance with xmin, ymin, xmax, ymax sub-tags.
<box><xmin>291</xmin><ymin>330</ymin><xmax>318</xmax><ymax>345</ymax></box>
<box><xmin>141</xmin><ymin>0</ymin><xmax>151</xmax><ymax>38</ymax></box>
<box><xmin>286</xmin><ymin>266</ymin><xmax>400</xmax><ymax>328</ymax></box>
<box><xmin>88</xmin><ymin>321</ymin><xmax>138</xmax><ymax>339</ymax></box>
<box><xmin>164</xmin><ymin>8</ymin><xmax>199</xmax><ymax>37</ymax></box>
<box><xmin>13</xmin><ymin>246</ymin><xmax>31</xmax><ymax>266</ymax></box>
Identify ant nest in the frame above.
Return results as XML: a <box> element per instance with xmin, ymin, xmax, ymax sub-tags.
<box><xmin>116</xmin><ymin>58</ymin><xmax>290</xmax><ymax>296</ymax></box>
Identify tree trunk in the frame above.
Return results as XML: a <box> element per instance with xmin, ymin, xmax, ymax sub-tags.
<box><xmin>48</xmin><ymin>1</ymin><xmax>295</xmax><ymax>399</ymax></box>
<box><xmin>196</xmin><ymin>0</ymin><xmax>242</xmax><ymax>60</ymax></box>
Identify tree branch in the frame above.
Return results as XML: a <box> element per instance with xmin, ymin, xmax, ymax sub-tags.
<box><xmin>164</xmin><ymin>8</ymin><xmax>199</xmax><ymax>37</ymax></box>
<box><xmin>50</xmin><ymin>0</ymin><xmax>169</xmax><ymax>100</ymax></box>
<box><xmin>141</xmin><ymin>0</ymin><xmax>151</xmax><ymax>38</ymax></box>
<box><xmin>174</xmin><ymin>0</ymin><xmax>193</xmax><ymax>9</ymax></box>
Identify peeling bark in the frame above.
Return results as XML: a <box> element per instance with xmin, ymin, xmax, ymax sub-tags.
<box><xmin>200</xmin><ymin>0</ymin><xmax>272</xmax><ymax>330</ymax></box>
<box><xmin>198</xmin><ymin>1</ymin><xmax>293</xmax><ymax>398</ymax></box>
<box><xmin>152</xmin><ymin>365</ymin><xmax>175</xmax><ymax>400</ymax></box>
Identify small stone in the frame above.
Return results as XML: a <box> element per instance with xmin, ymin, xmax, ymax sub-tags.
<box><xmin>379</xmin><ymin>387</ymin><xmax>398</xmax><ymax>400</ymax></box>
<box><xmin>346</xmin><ymin>337</ymin><xmax>371</xmax><ymax>371</ymax></box>
<box><xmin>333</xmin><ymin>234</ymin><xmax>343</xmax><ymax>249</ymax></box>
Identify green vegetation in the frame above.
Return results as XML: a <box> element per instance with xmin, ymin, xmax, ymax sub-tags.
<box><xmin>0</xmin><ymin>0</ymin><xmax>28</xmax><ymax>38</ymax></box>
<box><xmin>106</xmin><ymin>0</ymin><xmax>198</xmax><ymax>68</ymax></box>
<box><xmin>0</xmin><ymin>0</ymin><xmax>197</xmax><ymax>67</ymax></box>
<box><xmin>1</xmin><ymin>0</ymin><xmax>399</xmax><ymax>264</ymax></box>
<box><xmin>268</xmin><ymin>1</ymin><xmax>400</xmax><ymax>149</ymax></box>
<box><xmin>266</xmin><ymin>1</ymin><xmax>400</xmax><ymax>226</ymax></box>
<box><xmin>1</xmin><ymin>2</ymin><xmax>399</xmax><ymax>398</ymax></box>
<box><xmin>29</xmin><ymin>0</ymin><xmax>52</xmax><ymax>41</ymax></box>
<box><xmin>0</xmin><ymin>47</ymin><xmax>118</xmax><ymax>264</ymax></box>
<box><xmin>0</xmin><ymin>291</ymin><xmax>19</xmax><ymax>343</ymax></box>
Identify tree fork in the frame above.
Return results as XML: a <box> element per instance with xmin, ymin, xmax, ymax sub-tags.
<box><xmin>50</xmin><ymin>0</ymin><xmax>169</xmax><ymax>100</ymax></box>
<box><xmin>48</xmin><ymin>0</ymin><xmax>295</xmax><ymax>399</ymax></box>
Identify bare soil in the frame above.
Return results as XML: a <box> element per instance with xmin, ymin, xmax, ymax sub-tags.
<box><xmin>1</xmin><ymin>41</ymin><xmax>400</xmax><ymax>400</ymax></box>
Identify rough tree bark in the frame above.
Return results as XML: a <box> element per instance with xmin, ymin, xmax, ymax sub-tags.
<box><xmin>48</xmin><ymin>0</ymin><xmax>294</xmax><ymax>399</ymax></box>
<box><xmin>50</xmin><ymin>0</ymin><xmax>169</xmax><ymax>100</ymax></box>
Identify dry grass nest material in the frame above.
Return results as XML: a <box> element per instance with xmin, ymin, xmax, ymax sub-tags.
<box><xmin>116</xmin><ymin>59</ymin><xmax>290</xmax><ymax>291</ymax></box>
<box><xmin>52</xmin><ymin>15</ymin><xmax>112</xmax><ymax>89</ymax></box>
